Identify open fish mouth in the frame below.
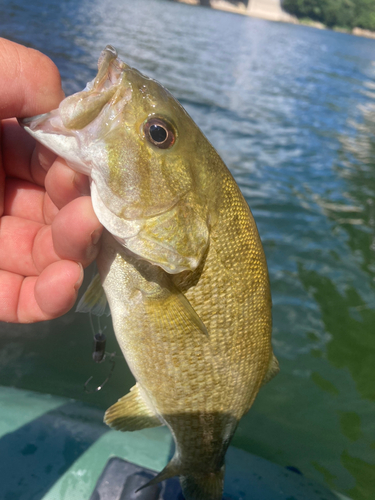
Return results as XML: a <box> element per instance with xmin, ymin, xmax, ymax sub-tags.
<box><xmin>19</xmin><ymin>45</ymin><xmax>136</xmax><ymax>176</ymax></box>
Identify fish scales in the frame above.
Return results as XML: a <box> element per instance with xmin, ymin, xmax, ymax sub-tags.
<box><xmin>22</xmin><ymin>45</ymin><xmax>278</xmax><ymax>500</ymax></box>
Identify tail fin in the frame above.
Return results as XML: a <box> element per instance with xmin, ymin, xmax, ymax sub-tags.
<box><xmin>180</xmin><ymin>466</ymin><xmax>225</xmax><ymax>500</ymax></box>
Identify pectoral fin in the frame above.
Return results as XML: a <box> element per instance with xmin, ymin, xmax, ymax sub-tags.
<box><xmin>104</xmin><ymin>384</ymin><xmax>163</xmax><ymax>431</ymax></box>
<box><xmin>76</xmin><ymin>272</ymin><xmax>110</xmax><ymax>316</ymax></box>
<box><xmin>142</xmin><ymin>281</ymin><xmax>209</xmax><ymax>338</ymax></box>
<box><xmin>169</xmin><ymin>292</ymin><xmax>209</xmax><ymax>337</ymax></box>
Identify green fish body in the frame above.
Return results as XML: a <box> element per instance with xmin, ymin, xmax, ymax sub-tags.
<box><xmin>22</xmin><ymin>46</ymin><xmax>279</xmax><ymax>500</ymax></box>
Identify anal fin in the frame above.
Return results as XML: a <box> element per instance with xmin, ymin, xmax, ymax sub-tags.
<box><xmin>104</xmin><ymin>384</ymin><xmax>163</xmax><ymax>431</ymax></box>
<box><xmin>262</xmin><ymin>354</ymin><xmax>280</xmax><ymax>386</ymax></box>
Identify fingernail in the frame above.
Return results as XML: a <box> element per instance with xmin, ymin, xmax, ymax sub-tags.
<box><xmin>91</xmin><ymin>227</ymin><xmax>103</xmax><ymax>246</ymax></box>
<box><xmin>74</xmin><ymin>263</ymin><xmax>84</xmax><ymax>290</ymax></box>
<box><xmin>36</xmin><ymin>144</ymin><xmax>57</xmax><ymax>171</ymax></box>
<box><xmin>73</xmin><ymin>172</ymin><xmax>90</xmax><ymax>195</ymax></box>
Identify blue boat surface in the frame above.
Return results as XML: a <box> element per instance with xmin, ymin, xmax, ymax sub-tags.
<box><xmin>0</xmin><ymin>385</ymin><xmax>351</xmax><ymax>500</ymax></box>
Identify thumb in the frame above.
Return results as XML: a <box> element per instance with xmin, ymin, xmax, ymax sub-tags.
<box><xmin>0</xmin><ymin>38</ymin><xmax>64</xmax><ymax>120</ymax></box>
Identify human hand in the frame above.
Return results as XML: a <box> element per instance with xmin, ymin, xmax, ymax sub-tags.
<box><xmin>0</xmin><ymin>38</ymin><xmax>102</xmax><ymax>323</ymax></box>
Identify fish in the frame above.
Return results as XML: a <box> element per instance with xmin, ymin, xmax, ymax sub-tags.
<box><xmin>22</xmin><ymin>45</ymin><xmax>279</xmax><ymax>500</ymax></box>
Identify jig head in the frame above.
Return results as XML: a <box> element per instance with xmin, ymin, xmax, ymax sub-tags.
<box><xmin>84</xmin><ymin>316</ymin><xmax>116</xmax><ymax>393</ymax></box>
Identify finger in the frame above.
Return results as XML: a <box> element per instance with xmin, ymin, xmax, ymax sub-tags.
<box><xmin>33</xmin><ymin>261</ymin><xmax>83</xmax><ymax>320</ymax></box>
<box><xmin>33</xmin><ymin>143</ymin><xmax>58</xmax><ymax>173</ymax></box>
<box><xmin>45</xmin><ymin>158</ymin><xmax>90</xmax><ymax>210</ymax></box>
<box><xmin>0</xmin><ymin>38</ymin><xmax>64</xmax><ymax>120</ymax></box>
<box><xmin>4</xmin><ymin>178</ymin><xmax>45</xmax><ymax>223</ymax></box>
<box><xmin>3</xmin><ymin>177</ymin><xmax>58</xmax><ymax>225</ymax></box>
<box><xmin>30</xmin><ymin>143</ymin><xmax>58</xmax><ymax>186</ymax></box>
<box><xmin>0</xmin><ymin>215</ymin><xmax>40</xmax><ymax>276</ymax></box>
<box><xmin>0</xmin><ymin>130</ymin><xmax>5</xmax><ymax>217</ymax></box>
<box><xmin>0</xmin><ymin>270</ymin><xmax>23</xmax><ymax>322</ymax></box>
<box><xmin>0</xmin><ymin>169</ymin><xmax>4</xmax><ymax>218</ymax></box>
<box><xmin>52</xmin><ymin>196</ymin><xmax>103</xmax><ymax>267</ymax></box>
<box><xmin>32</xmin><ymin>225</ymin><xmax>60</xmax><ymax>273</ymax></box>
<box><xmin>1</xmin><ymin>203</ymin><xmax>100</xmax><ymax>277</ymax></box>
<box><xmin>43</xmin><ymin>192</ymin><xmax>59</xmax><ymax>225</ymax></box>
<box><xmin>0</xmin><ymin>261</ymin><xmax>83</xmax><ymax>323</ymax></box>
<box><xmin>1</xmin><ymin>118</ymin><xmax>36</xmax><ymax>183</ymax></box>
<box><xmin>2</xmin><ymin>119</ymin><xmax>60</xmax><ymax>186</ymax></box>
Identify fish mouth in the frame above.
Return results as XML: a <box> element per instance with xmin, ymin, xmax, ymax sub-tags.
<box><xmin>18</xmin><ymin>46</ymin><xmax>138</xmax><ymax>177</ymax></box>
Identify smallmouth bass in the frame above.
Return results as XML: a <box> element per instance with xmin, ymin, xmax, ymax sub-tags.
<box><xmin>22</xmin><ymin>45</ymin><xmax>279</xmax><ymax>500</ymax></box>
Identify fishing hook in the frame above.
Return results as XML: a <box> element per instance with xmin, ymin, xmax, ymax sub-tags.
<box><xmin>84</xmin><ymin>313</ymin><xmax>116</xmax><ymax>393</ymax></box>
<box><xmin>84</xmin><ymin>349</ymin><xmax>116</xmax><ymax>393</ymax></box>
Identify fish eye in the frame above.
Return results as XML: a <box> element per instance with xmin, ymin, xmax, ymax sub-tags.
<box><xmin>144</xmin><ymin>118</ymin><xmax>175</xmax><ymax>149</ymax></box>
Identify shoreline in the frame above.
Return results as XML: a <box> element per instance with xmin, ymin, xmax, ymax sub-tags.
<box><xmin>173</xmin><ymin>0</ymin><xmax>375</xmax><ymax>40</ymax></box>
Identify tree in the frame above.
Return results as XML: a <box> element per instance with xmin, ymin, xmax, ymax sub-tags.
<box><xmin>283</xmin><ymin>0</ymin><xmax>375</xmax><ymax>30</ymax></box>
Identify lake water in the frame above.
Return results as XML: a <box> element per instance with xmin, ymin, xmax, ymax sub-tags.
<box><xmin>1</xmin><ymin>0</ymin><xmax>375</xmax><ymax>498</ymax></box>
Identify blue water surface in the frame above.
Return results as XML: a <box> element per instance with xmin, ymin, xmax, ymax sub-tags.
<box><xmin>0</xmin><ymin>1</ymin><xmax>374</xmax><ymax>499</ymax></box>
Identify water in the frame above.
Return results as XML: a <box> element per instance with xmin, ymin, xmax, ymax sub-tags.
<box><xmin>1</xmin><ymin>0</ymin><xmax>375</xmax><ymax>498</ymax></box>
